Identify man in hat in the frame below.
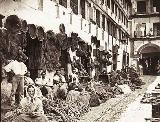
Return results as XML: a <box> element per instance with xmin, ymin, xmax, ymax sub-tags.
<box><xmin>3</xmin><ymin>51</ymin><xmax>28</xmax><ymax>106</ymax></box>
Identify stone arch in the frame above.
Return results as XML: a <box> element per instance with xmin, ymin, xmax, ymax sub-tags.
<box><xmin>137</xmin><ymin>43</ymin><xmax>160</xmax><ymax>55</ymax></box>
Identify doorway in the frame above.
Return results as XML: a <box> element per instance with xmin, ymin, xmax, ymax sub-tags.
<box><xmin>140</xmin><ymin>52</ymin><xmax>160</xmax><ymax>75</ymax></box>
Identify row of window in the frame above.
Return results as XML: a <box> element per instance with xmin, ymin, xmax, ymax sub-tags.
<box><xmin>88</xmin><ymin>0</ymin><xmax>129</xmax><ymax>28</ymax></box>
<box><xmin>97</xmin><ymin>1</ymin><xmax>129</xmax><ymax>29</ymax></box>
<box><xmin>137</xmin><ymin>0</ymin><xmax>160</xmax><ymax>14</ymax></box>
<box><xmin>58</xmin><ymin>0</ymin><xmax>129</xmax><ymax>40</ymax></box>
<box><xmin>59</xmin><ymin>0</ymin><xmax>129</xmax><ymax>29</ymax></box>
<box><xmin>107</xmin><ymin>19</ymin><xmax>127</xmax><ymax>40</ymax></box>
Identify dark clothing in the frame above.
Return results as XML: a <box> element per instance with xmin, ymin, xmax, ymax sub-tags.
<box><xmin>26</xmin><ymin>34</ymin><xmax>43</xmax><ymax>70</ymax></box>
<box><xmin>10</xmin><ymin>75</ymin><xmax>24</xmax><ymax>104</ymax></box>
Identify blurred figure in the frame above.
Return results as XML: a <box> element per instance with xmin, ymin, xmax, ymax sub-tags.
<box><xmin>139</xmin><ymin>64</ymin><xmax>143</xmax><ymax>76</ymax></box>
<box><xmin>71</xmin><ymin>68</ymin><xmax>79</xmax><ymax>86</ymax></box>
<box><xmin>35</xmin><ymin>71</ymin><xmax>53</xmax><ymax>97</ymax></box>
<box><xmin>53</xmin><ymin>69</ymin><xmax>68</xmax><ymax>99</ymax></box>
<box><xmin>24</xmin><ymin>71</ymin><xmax>34</xmax><ymax>86</ymax></box>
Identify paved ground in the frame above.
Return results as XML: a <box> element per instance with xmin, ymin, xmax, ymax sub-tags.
<box><xmin>117</xmin><ymin>76</ymin><xmax>160</xmax><ymax>122</ymax></box>
<box><xmin>79</xmin><ymin>76</ymin><xmax>157</xmax><ymax>122</ymax></box>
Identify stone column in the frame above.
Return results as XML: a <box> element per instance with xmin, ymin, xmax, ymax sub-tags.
<box><xmin>110</xmin><ymin>0</ymin><xmax>112</xmax><ymax>11</ymax></box>
<box><xmin>67</xmin><ymin>0</ymin><xmax>70</xmax><ymax>8</ymax></box>
<box><xmin>55</xmin><ymin>1</ymin><xmax>59</xmax><ymax>18</ymax></box>
<box><xmin>78</xmin><ymin>0</ymin><xmax>81</xmax><ymax>15</ymax></box>
<box><xmin>67</xmin><ymin>0</ymin><xmax>72</xmax><ymax>24</ymax></box>
<box><xmin>100</xmin><ymin>13</ymin><xmax>102</xmax><ymax>28</ymax></box>
<box><xmin>38</xmin><ymin>0</ymin><xmax>43</xmax><ymax>11</ymax></box>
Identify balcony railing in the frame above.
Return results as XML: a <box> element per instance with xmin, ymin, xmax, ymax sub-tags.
<box><xmin>133</xmin><ymin>31</ymin><xmax>160</xmax><ymax>39</ymax></box>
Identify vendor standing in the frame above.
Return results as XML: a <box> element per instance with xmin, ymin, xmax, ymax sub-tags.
<box><xmin>3</xmin><ymin>51</ymin><xmax>28</xmax><ymax>105</ymax></box>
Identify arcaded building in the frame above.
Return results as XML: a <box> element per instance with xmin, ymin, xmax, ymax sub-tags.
<box><xmin>130</xmin><ymin>0</ymin><xmax>160</xmax><ymax>75</ymax></box>
<box><xmin>0</xmin><ymin>0</ymin><xmax>132</xmax><ymax>79</ymax></box>
<box><xmin>0</xmin><ymin>0</ymin><xmax>132</xmax><ymax>78</ymax></box>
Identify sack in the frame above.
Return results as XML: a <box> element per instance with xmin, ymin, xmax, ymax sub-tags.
<box><xmin>89</xmin><ymin>93</ymin><xmax>100</xmax><ymax>107</ymax></box>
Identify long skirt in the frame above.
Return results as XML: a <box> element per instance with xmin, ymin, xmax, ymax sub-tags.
<box><xmin>15</xmin><ymin>114</ymin><xmax>48</xmax><ymax>122</ymax></box>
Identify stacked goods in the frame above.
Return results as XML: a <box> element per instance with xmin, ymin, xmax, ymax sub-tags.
<box><xmin>1</xmin><ymin>81</ymin><xmax>13</xmax><ymax>122</ymax></box>
<box><xmin>128</xmin><ymin>67</ymin><xmax>145</xmax><ymax>89</ymax></box>
<box><xmin>43</xmin><ymin>89</ymin><xmax>90</xmax><ymax>122</ymax></box>
<box><xmin>89</xmin><ymin>91</ymin><xmax>101</xmax><ymax>107</ymax></box>
<box><xmin>93</xmin><ymin>83</ymin><xmax>112</xmax><ymax>103</ymax></box>
<box><xmin>43</xmin><ymin>98</ymin><xmax>69</xmax><ymax>122</ymax></box>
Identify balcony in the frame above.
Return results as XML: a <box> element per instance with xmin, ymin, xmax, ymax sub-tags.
<box><xmin>133</xmin><ymin>30</ymin><xmax>160</xmax><ymax>41</ymax></box>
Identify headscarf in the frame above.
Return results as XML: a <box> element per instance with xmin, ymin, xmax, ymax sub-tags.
<box><xmin>25</xmin><ymin>85</ymin><xmax>38</xmax><ymax>100</ymax></box>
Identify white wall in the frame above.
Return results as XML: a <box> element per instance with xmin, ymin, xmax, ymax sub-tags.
<box><xmin>0</xmin><ymin>0</ymin><xmax>130</xmax><ymax>71</ymax></box>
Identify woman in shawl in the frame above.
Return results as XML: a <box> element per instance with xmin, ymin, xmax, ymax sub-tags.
<box><xmin>15</xmin><ymin>85</ymin><xmax>48</xmax><ymax>122</ymax></box>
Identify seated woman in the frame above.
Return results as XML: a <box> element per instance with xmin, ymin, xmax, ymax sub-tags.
<box><xmin>35</xmin><ymin>71</ymin><xmax>53</xmax><ymax>98</ymax></box>
<box><xmin>15</xmin><ymin>85</ymin><xmax>48</xmax><ymax>122</ymax></box>
<box><xmin>53</xmin><ymin>69</ymin><xmax>68</xmax><ymax>99</ymax></box>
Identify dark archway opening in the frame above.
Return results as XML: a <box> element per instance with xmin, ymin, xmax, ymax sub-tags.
<box><xmin>139</xmin><ymin>45</ymin><xmax>160</xmax><ymax>75</ymax></box>
<box><xmin>140</xmin><ymin>52</ymin><xmax>160</xmax><ymax>75</ymax></box>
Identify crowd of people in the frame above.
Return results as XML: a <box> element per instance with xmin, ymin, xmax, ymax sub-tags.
<box><xmin>1</xmin><ymin>55</ymin><xmax>145</xmax><ymax>122</ymax></box>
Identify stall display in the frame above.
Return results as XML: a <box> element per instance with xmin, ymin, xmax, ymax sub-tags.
<box><xmin>1</xmin><ymin>14</ymin><xmax>140</xmax><ymax>122</ymax></box>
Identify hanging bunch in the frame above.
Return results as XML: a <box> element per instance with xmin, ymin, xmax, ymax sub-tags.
<box><xmin>112</xmin><ymin>44</ymin><xmax>119</xmax><ymax>55</ymax></box>
<box><xmin>55</xmin><ymin>23</ymin><xmax>68</xmax><ymax>50</ymax></box>
<box><xmin>87</xmin><ymin>44</ymin><xmax>92</xmax><ymax>57</ymax></box>
<box><xmin>46</xmin><ymin>30</ymin><xmax>57</xmax><ymax>46</ymax></box>
<box><xmin>5</xmin><ymin>15</ymin><xmax>21</xmax><ymax>33</ymax></box>
<box><xmin>21</xmin><ymin>19</ymin><xmax>28</xmax><ymax>33</ymax></box>
<box><xmin>76</xmin><ymin>48</ymin><xmax>86</xmax><ymax>58</ymax></box>
<box><xmin>80</xmin><ymin>41</ymin><xmax>88</xmax><ymax>58</ymax></box>
<box><xmin>37</xmin><ymin>26</ymin><xmax>45</xmax><ymax>42</ymax></box>
<box><xmin>3</xmin><ymin>15</ymin><xmax>28</xmax><ymax>61</ymax></box>
<box><xmin>0</xmin><ymin>28</ymin><xmax>8</xmax><ymax>63</ymax></box>
<box><xmin>28</xmin><ymin>24</ymin><xmax>37</xmax><ymax>39</ymax></box>
<box><xmin>62</xmin><ymin>37</ymin><xmax>72</xmax><ymax>50</ymax></box>
<box><xmin>91</xmin><ymin>36</ymin><xmax>97</xmax><ymax>44</ymax></box>
<box><xmin>45</xmin><ymin>30</ymin><xmax>61</xmax><ymax>71</ymax></box>
<box><xmin>71</xmin><ymin>32</ymin><xmax>79</xmax><ymax>52</ymax></box>
<box><xmin>106</xmin><ymin>51</ymin><xmax>113</xmax><ymax>66</ymax></box>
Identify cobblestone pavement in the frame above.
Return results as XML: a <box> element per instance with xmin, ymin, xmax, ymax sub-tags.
<box><xmin>117</xmin><ymin>76</ymin><xmax>160</xmax><ymax>122</ymax></box>
<box><xmin>79</xmin><ymin>76</ymin><xmax>157</xmax><ymax>122</ymax></box>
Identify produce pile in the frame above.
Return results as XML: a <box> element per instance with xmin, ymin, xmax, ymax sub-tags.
<box><xmin>127</xmin><ymin>67</ymin><xmax>145</xmax><ymax>89</ymax></box>
<box><xmin>42</xmin><ymin>90</ymin><xmax>90</xmax><ymax>122</ymax></box>
<box><xmin>1</xmin><ymin>68</ymin><xmax>144</xmax><ymax>122</ymax></box>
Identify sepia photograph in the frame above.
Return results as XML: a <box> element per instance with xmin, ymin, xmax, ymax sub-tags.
<box><xmin>0</xmin><ymin>0</ymin><xmax>160</xmax><ymax>122</ymax></box>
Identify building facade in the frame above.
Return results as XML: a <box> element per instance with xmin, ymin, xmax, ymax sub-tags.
<box><xmin>0</xmin><ymin>0</ymin><xmax>132</xmax><ymax>79</ymax></box>
<box><xmin>130</xmin><ymin>0</ymin><xmax>160</xmax><ymax>75</ymax></box>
